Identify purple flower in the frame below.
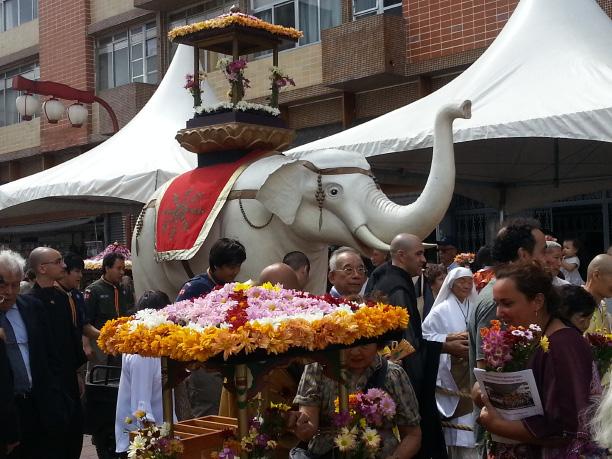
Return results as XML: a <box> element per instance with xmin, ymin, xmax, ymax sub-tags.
<box><xmin>332</xmin><ymin>410</ymin><xmax>351</xmax><ymax>428</ymax></box>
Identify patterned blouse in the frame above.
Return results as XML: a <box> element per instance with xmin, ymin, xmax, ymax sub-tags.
<box><xmin>293</xmin><ymin>355</ymin><xmax>420</xmax><ymax>458</ymax></box>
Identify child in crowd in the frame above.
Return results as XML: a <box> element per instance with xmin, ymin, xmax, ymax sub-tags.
<box><xmin>556</xmin><ymin>284</ymin><xmax>597</xmax><ymax>333</ymax></box>
<box><xmin>114</xmin><ymin>290</ymin><xmax>172</xmax><ymax>457</ymax></box>
<box><xmin>561</xmin><ymin>238</ymin><xmax>585</xmax><ymax>286</ymax></box>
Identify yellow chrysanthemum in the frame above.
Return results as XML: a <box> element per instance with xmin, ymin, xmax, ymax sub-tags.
<box><xmin>168</xmin><ymin>13</ymin><xmax>303</xmax><ymax>41</ymax></box>
<box><xmin>97</xmin><ymin>291</ymin><xmax>408</xmax><ymax>362</ymax></box>
<box><xmin>540</xmin><ymin>335</ymin><xmax>550</xmax><ymax>352</ymax></box>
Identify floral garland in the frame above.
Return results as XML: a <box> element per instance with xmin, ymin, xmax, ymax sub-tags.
<box><xmin>195</xmin><ymin>101</ymin><xmax>281</xmax><ymax>117</ymax></box>
<box><xmin>168</xmin><ymin>12</ymin><xmax>303</xmax><ymax>41</ymax></box>
<box><xmin>98</xmin><ymin>282</ymin><xmax>408</xmax><ymax>362</ymax></box>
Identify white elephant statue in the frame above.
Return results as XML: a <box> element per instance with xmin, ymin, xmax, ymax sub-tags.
<box><xmin>132</xmin><ymin>101</ymin><xmax>471</xmax><ymax>298</ymax></box>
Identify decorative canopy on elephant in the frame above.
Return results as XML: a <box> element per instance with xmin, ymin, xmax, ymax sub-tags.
<box><xmin>98</xmin><ymin>281</ymin><xmax>408</xmax><ymax>363</ymax></box>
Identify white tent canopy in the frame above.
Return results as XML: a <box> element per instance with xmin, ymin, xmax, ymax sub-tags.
<box><xmin>288</xmin><ymin>0</ymin><xmax>612</xmax><ymax>212</ymax></box>
<box><xmin>0</xmin><ymin>45</ymin><xmax>206</xmax><ymax>221</ymax></box>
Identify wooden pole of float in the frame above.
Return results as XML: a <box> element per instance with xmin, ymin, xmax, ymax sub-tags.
<box><xmin>161</xmin><ymin>357</ymin><xmax>174</xmax><ymax>434</ymax></box>
<box><xmin>193</xmin><ymin>47</ymin><xmax>201</xmax><ymax>108</ymax></box>
<box><xmin>235</xmin><ymin>363</ymin><xmax>249</xmax><ymax>459</ymax></box>
<box><xmin>338</xmin><ymin>350</ymin><xmax>349</xmax><ymax>414</ymax></box>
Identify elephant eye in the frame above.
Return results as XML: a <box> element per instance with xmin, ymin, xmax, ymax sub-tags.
<box><xmin>325</xmin><ymin>184</ymin><xmax>343</xmax><ymax>198</ymax></box>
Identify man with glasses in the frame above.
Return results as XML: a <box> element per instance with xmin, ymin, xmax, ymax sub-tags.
<box><xmin>327</xmin><ymin>247</ymin><xmax>367</xmax><ymax>299</ymax></box>
<box><xmin>0</xmin><ymin>249</ymin><xmax>69</xmax><ymax>459</ymax></box>
<box><xmin>28</xmin><ymin>247</ymin><xmax>86</xmax><ymax>459</ymax></box>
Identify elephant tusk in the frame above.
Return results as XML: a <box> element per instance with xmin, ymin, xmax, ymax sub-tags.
<box><xmin>354</xmin><ymin>225</ymin><xmax>391</xmax><ymax>251</ymax></box>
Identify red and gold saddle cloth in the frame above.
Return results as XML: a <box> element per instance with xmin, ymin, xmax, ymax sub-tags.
<box><xmin>154</xmin><ymin>150</ymin><xmax>263</xmax><ymax>261</ymax></box>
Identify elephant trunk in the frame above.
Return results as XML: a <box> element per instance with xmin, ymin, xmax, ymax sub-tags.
<box><xmin>365</xmin><ymin>100</ymin><xmax>471</xmax><ymax>243</ymax></box>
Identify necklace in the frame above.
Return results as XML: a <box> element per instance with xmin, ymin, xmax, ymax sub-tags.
<box><xmin>454</xmin><ymin>296</ymin><xmax>470</xmax><ymax>327</ymax></box>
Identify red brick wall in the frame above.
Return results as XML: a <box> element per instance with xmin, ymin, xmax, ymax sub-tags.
<box><xmin>404</xmin><ymin>0</ymin><xmax>519</xmax><ymax>63</ymax></box>
<box><xmin>97</xmin><ymin>83</ymin><xmax>157</xmax><ymax>133</ymax></box>
<box><xmin>39</xmin><ymin>0</ymin><xmax>94</xmax><ymax>153</ymax></box>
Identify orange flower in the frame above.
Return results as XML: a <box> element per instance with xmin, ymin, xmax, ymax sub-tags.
<box><xmin>168</xmin><ymin>12</ymin><xmax>302</xmax><ymax>41</ymax></box>
<box><xmin>98</xmin><ymin>301</ymin><xmax>408</xmax><ymax>362</ymax></box>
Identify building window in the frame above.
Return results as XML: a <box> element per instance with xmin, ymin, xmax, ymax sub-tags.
<box><xmin>168</xmin><ymin>2</ymin><xmax>228</xmax><ymax>71</ymax></box>
<box><xmin>96</xmin><ymin>21</ymin><xmax>158</xmax><ymax>90</ymax></box>
<box><xmin>0</xmin><ymin>0</ymin><xmax>38</xmax><ymax>32</ymax></box>
<box><xmin>353</xmin><ymin>0</ymin><xmax>402</xmax><ymax>18</ymax></box>
<box><xmin>0</xmin><ymin>63</ymin><xmax>39</xmax><ymax>127</ymax></box>
<box><xmin>251</xmin><ymin>0</ymin><xmax>341</xmax><ymax>48</ymax></box>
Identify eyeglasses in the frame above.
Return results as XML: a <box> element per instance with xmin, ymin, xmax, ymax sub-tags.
<box><xmin>41</xmin><ymin>257</ymin><xmax>63</xmax><ymax>266</ymax></box>
<box><xmin>334</xmin><ymin>266</ymin><xmax>367</xmax><ymax>275</ymax></box>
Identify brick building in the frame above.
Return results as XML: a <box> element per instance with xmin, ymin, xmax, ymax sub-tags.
<box><xmin>1</xmin><ymin>0</ymin><xmax>611</xmax><ymax>260</ymax></box>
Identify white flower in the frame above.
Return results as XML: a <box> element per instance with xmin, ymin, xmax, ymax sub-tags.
<box><xmin>185</xmin><ymin>322</ymin><xmax>205</xmax><ymax>332</ymax></box>
<box><xmin>334</xmin><ymin>428</ymin><xmax>357</xmax><ymax>452</ymax></box>
<box><xmin>529</xmin><ymin>324</ymin><xmax>542</xmax><ymax>332</ymax></box>
<box><xmin>194</xmin><ymin>101</ymin><xmax>280</xmax><ymax>117</ymax></box>
<box><xmin>524</xmin><ymin>330</ymin><xmax>533</xmax><ymax>340</ymax></box>
<box><xmin>511</xmin><ymin>329</ymin><xmax>525</xmax><ymax>337</ymax></box>
<box><xmin>362</xmin><ymin>427</ymin><xmax>381</xmax><ymax>449</ymax></box>
<box><xmin>128</xmin><ymin>435</ymin><xmax>146</xmax><ymax>458</ymax></box>
<box><xmin>130</xmin><ymin>309</ymin><xmax>172</xmax><ymax>330</ymax></box>
<box><xmin>159</xmin><ymin>422</ymin><xmax>171</xmax><ymax>437</ymax></box>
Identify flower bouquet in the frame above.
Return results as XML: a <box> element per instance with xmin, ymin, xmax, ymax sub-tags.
<box><xmin>453</xmin><ymin>252</ymin><xmax>475</xmax><ymax>268</ymax></box>
<box><xmin>269</xmin><ymin>66</ymin><xmax>295</xmax><ymax>108</ymax></box>
<box><xmin>480</xmin><ymin>320</ymin><xmax>549</xmax><ymax>372</ymax></box>
<box><xmin>209</xmin><ymin>402</ymin><xmax>291</xmax><ymax>459</ymax></box>
<box><xmin>476</xmin><ymin>321</ymin><xmax>548</xmax><ymax>444</ymax></box>
<box><xmin>585</xmin><ymin>331</ymin><xmax>612</xmax><ymax>378</ymax></box>
<box><xmin>126</xmin><ymin>410</ymin><xmax>183</xmax><ymax>459</ymax></box>
<box><xmin>332</xmin><ymin>388</ymin><xmax>397</xmax><ymax>458</ymax></box>
<box><xmin>98</xmin><ymin>282</ymin><xmax>408</xmax><ymax>363</ymax></box>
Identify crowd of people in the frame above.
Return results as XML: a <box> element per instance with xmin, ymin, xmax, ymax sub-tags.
<box><xmin>0</xmin><ymin>218</ymin><xmax>611</xmax><ymax>459</ymax></box>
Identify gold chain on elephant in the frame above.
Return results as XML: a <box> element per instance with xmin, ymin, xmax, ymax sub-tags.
<box><xmin>239</xmin><ymin>198</ymin><xmax>273</xmax><ymax>229</ymax></box>
<box><xmin>315</xmin><ymin>173</ymin><xmax>325</xmax><ymax>231</ymax></box>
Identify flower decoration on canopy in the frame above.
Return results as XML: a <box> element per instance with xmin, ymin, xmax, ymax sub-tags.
<box><xmin>269</xmin><ymin>66</ymin><xmax>295</xmax><ymax>108</ymax></box>
<box><xmin>217</xmin><ymin>57</ymin><xmax>250</xmax><ymax>102</ymax></box>
<box><xmin>168</xmin><ymin>12</ymin><xmax>303</xmax><ymax>41</ymax></box>
<box><xmin>184</xmin><ymin>71</ymin><xmax>207</xmax><ymax>97</ymax></box>
<box><xmin>98</xmin><ymin>282</ymin><xmax>408</xmax><ymax>362</ymax></box>
<box><xmin>84</xmin><ymin>241</ymin><xmax>132</xmax><ymax>270</ymax></box>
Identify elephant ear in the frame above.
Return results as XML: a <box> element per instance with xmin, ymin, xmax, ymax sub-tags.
<box><xmin>256</xmin><ymin>160</ymin><xmax>306</xmax><ymax>225</ymax></box>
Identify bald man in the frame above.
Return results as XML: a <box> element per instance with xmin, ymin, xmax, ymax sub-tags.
<box><xmin>28</xmin><ymin>247</ymin><xmax>86</xmax><ymax>458</ymax></box>
<box><xmin>258</xmin><ymin>263</ymin><xmax>301</xmax><ymax>290</ymax></box>
<box><xmin>366</xmin><ymin>233</ymin><xmax>448</xmax><ymax>459</ymax></box>
<box><xmin>585</xmin><ymin>254</ymin><xmax>612</xmax><ymax>333</ymax></box>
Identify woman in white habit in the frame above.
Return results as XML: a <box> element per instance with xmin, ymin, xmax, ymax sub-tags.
<box><xmin>422</xmin><ymin>267</ymin><xmax>478</xmax><ymax>459</ymax></box>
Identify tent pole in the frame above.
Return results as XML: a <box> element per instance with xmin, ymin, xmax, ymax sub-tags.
<box><xmin>554</xmin><ymin>138</ymin><xmax>560</xmax><ymax>188</ymax></box>
<box><xmin>498</xmin><ymin>187</ymin><xmax>507</xmax><ymax>224</ymax></box>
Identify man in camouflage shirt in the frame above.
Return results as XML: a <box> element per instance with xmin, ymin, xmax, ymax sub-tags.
<box><xmin>84</xmin><ymin>252</ymin><xmax>131</xmax><ymax>330</ymax></box>
<box><xmin>84</xmin><ymin>252</ymin><xmax>132</xmax><ymax>377</ymax></box>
